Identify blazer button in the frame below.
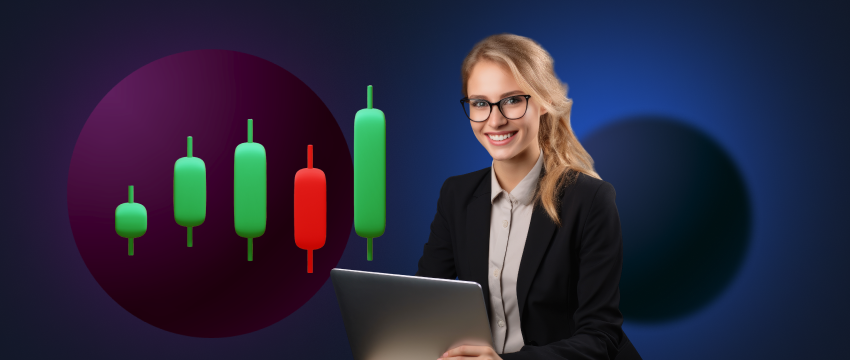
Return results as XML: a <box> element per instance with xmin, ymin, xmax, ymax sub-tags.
<box><xmin>502</xmin><ymin>220</ymin><xmax>508</xmax><ymax>228</ymax></box>
<box><xmin>498</xmin><ymin>320</ymin><xmax>505</xmax><ymax>327</ymax></box>
<box><xmin>493</xmin><ymin>269</ymin><xmax>500</xmax><ymax>278</ymax></box>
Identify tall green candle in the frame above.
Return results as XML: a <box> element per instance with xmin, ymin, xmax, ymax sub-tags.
<box><xmin>354</xmin><ymin>85</ymin><xmax>386</xmax><ymax>261</ymax></box>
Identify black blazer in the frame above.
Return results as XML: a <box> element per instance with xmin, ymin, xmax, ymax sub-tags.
<box><xmin>415</xmin><ymin>167</ymin><xmax>641</xmax><ymax>360</ymax></box>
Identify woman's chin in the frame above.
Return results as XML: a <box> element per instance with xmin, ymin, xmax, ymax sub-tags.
<box><xmin>478</xmin><ymin>136</ymin><xmax>522</xmax><ymax>161</ymax></box>
<box><xmin>487</xmin><ymin>147</ymin><xmax>519</xmax><ymax>162</ymax></box>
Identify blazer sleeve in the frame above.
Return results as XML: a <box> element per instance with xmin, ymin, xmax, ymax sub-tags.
<box><xmin>414</xmin><ymin>177</ymin><xmax>457</xmax><ymax>279</ymax></box>
<box><xmin>501</xmin><ymin>181</ymin><xmax>625</xmax><ymax>360</ymax></box>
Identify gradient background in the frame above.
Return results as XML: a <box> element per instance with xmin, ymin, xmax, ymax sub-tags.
<box><xmin>2</xmin><ymin>0</ymin><xmax>848</xmax><ymax>359</ymax></box>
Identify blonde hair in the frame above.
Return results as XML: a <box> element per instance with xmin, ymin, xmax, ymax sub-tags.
<box><xmin>461</xmin><ymin>33</ymin><xmax>601</xmax><ymax>226</ymax></box>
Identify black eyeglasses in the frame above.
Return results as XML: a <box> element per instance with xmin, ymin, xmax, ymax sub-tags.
<box><xmin>460</xmin><ymin>95</ymin><xmax>531</xmax><ymax>122</ymax></box>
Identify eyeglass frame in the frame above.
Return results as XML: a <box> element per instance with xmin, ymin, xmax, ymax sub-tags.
<box><xmin>459</xmin><ymin>94</ymin><xmax>532</xmax><ymax>122</ymax></box>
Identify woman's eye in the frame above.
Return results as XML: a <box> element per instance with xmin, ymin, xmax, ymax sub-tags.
<box><xmin>472</xmin><ymin>101</ymin><xmax>487</xmax><ymax>108</ymax></box>
<box><xmin>504</xmin><ymin>97</ymin><xmax>519</xmax><ymax>105</ymax></box>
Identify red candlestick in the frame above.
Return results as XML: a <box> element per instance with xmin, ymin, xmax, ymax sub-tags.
<box><xmin>294</xmin><ymin>145</ymin><xmax>327</xmax><ymax>273</ymax></box>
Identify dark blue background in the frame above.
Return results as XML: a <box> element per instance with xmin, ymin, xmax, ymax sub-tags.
<box><xmin>2</xmin><ymin>1</ymin><xmax>848</xmax><ymax>358</ymax></box>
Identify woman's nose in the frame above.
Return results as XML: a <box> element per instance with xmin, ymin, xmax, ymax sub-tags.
<box><xmin>486</xmin><ymin>105</ymin><xmax>507</xmax><ymax>128</ymax></box>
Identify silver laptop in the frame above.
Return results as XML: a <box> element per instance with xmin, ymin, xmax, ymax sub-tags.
<box><xmin>331</xmin><ymin>268</ymin><xmax>494</xmax><ymax>360</ymax></box>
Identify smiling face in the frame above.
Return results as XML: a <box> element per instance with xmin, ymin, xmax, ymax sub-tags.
<box><xmin>466</xmin><ymin>59</ymin><xmax>546</xmax><ymax>162</ymax></box>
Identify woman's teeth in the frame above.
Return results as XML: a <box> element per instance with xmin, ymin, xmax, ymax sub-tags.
<box><xmin>488</xmin><ymin>132</ymin><xmax>515</xmax><ymax>141</ymax></box>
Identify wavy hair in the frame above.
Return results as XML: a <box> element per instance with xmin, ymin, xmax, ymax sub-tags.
<box><xmin>461</xmin><ymin>33</ymin><xmax>601</xmax><ymax>226</ymax></box>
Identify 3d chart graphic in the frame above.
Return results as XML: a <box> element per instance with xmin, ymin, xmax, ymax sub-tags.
<box><xmin>67</xmin><ymin>49</ymin><xmax>353</xmax><ymax>337</ymax></box>
<box><xmin>234</xmin><ymin>119</ymin><xmax>267</xmax><ymax>261</ymax></box>
<box><xmin>115</xmin><ymin>185</ymin><xmax>147</xmax><ymax>256</ymax></box>
<box><xmin>354</xmin><ymin>85</ymin><xmax>386</xmax><ymax>261</ymax></box>
<box><xmin>294</xmin><ymin>145</ymin><xmax>327</xmax><ymax>273</ymax></box>
<box><xmin>174</xmin><ymin>136</ymin><xmax>207</xmax><ymax>247</ymax></box>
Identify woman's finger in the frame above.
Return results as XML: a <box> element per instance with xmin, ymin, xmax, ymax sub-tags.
<box><xmin>440</xmin><ymin>354</ymin><xmax>497</xmax><ymax>360</ymax></box>
<box><xmin>443</xmin><ymin>344</ymin><xmax>488</xmax><ymax>357</ymax></box>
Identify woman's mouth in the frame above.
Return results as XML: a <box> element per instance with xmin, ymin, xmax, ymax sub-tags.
<box><xmin>486</xmin><ymin>131</ymin><xmax>517</xmax><ymax>146</ymax></box>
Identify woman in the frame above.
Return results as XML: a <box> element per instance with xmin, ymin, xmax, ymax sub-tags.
<box><xmin>415</xmin><ymin>34</ymin><xmax>640</xmax><ymax>360</ymax></box>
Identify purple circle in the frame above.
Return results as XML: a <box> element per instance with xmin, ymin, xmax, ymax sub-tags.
<box><xmin>67</xmin><ymin>50</ymin><xmax>353</xmax><ymax>337</ymax></box>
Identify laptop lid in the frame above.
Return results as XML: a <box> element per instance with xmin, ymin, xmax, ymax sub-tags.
<box><xmin>331</xmin><ymin>268</ymin><xmax>494</xmax><ymax>360</ymax></box>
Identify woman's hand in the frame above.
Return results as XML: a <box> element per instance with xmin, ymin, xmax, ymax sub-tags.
<box><xmin>438</xmin><ymin>344</ymin><xmax>503</xmax><ymax>360</ymax></box>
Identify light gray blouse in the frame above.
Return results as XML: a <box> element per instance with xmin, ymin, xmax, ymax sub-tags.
<box><xmin>488</xmin><ymin>149</ymin><xmax>544</xmax><ymax>354</ymax></box>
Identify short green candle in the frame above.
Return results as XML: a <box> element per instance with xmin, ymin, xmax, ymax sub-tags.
<box><xmin>115</xmin><ymin>185</ymin><xmax>147</xmax><ymax>256</ymax></box>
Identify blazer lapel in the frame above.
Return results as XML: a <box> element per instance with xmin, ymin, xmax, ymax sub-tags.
<box><xmin>516</xmin><ymin>197</ymin><xmax>558</xmax><ymax>321</ymax></box>
<box><xmin>466</xmin><ymin>168</ymin><xmax>493</xmax><ymax>316</ymax></box>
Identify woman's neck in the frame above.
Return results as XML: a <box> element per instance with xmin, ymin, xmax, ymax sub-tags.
<box><xmin>493</xmin><ymin>145</ymin><xmax>541</xmax><ymax>193</ymax></box>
